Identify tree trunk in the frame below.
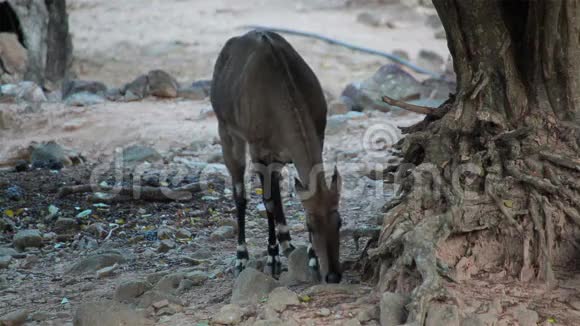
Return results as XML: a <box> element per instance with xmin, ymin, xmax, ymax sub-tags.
<box><xmin>366</xmin><ymin>0</ymin><xmax>580</xmax><ymax>324</ymax></box>
<box><xmin>0</xmin><ymin>0</ymin><xmax>72</xmax><ymax>89</ymax></box>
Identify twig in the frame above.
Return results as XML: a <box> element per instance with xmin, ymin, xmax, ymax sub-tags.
<box><xmin>104</xmin><ymin>224</ymin><xmax>120</xmax><ymax>241</ymax></box>
<box><xmin>241</xmin><ymin>25</ymin><xmax>448</xmax><ymax>80</ymax></box>
<box><xmin>382</xmin><ymin>95</ymin><xmax>436</xmax><ymax>115</ymax></box>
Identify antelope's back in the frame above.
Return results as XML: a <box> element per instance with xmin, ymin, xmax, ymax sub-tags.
<box><xmin>210</xmin><ymin>30</ymin><xmax>327</xmax><ymax>146</ymax></box>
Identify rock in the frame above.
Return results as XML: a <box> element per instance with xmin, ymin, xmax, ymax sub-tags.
<box><xmin>267</xmin><ymin>287</ymin><xmax>300</xmax><ymax>312</ymax></box>
<box><xmin>420</xmin><ymin>78</ymin><xmax>456</xmax><ymax>100</ymax></box>
<box><xmin>379</xmin><ymin>292</ymin><xmax>409</xmax><ymax>326</ymax></box>
<box><xmin>21</xmin><ymin>254</ymin><xmax>38</xmax><ymax>269</ymax></box>
<box><xmin>417</xmin><ymin>49</ymin><xmax>445</xmax><ymax>73</ymax></box>
<box><xmin>191</xmin><ymin>79</ymin><xmax>212</xmax><ymax>95</ymax></box>
<box><xmin>64</xmin><ymin>92</ymin><xmax>105</xmax><ymax>106</ymax></box>
<box><xmin>115</xmin><ymin>280</ymin><xmax>152</xmax><ymax>302</ymax></box>
<box><xmin>147</xmin><ymin>70</ymin><xmax>179</xmax><ymax>98</ymax></box>
<box><xmin>509</xmin><ymin>305</ymin><xmax>539</xmax><ymax>326</ymax></box>
<box><xmin>0</xmin><ymin>255</ymin><xmax>11</xmax><ymax>269</ymax></box>
<box><xmin>342</xmin><ymin>64</ymin><xmax>424</xmax><ymax>112</ymax></box>
<box><xmin>0</xmin><ymin>276</ymin><xmax>7</xmax><ymax>290</ymax></box>
<box><xmin>67</xmin><ymin>251</ymin><xmax>125</xmax><ymax>275</ymax></box>
<box><xmin>154</xmin><ymin>273</ymin><xmax>185</xmax><ymax>294</ymax></box>
<box><xmin>54</xmin><ymin>218</ymin><xmax>79</xmax><ymax>235</ymax></box>
<box><xmin>146</xmin><ymin>271</ymin><xmax>169</xmax><ymax>285</ymax></box>
<box><xmin>426</xmin><ymin>304</ymin><xmax>460</xmax><ymax>326</ymax></box>
<box><xmin>96</xmin><ymin>263</ymin><xmax>119</xmax><ymax>278</ymax></box>
<box><xmin>152</xmin><ymin>299</ymin><xmax>169</xmax><ymax>310</ymax></box>
<box><xmin>357</xmin><ymin>12</ymin><xmax>383</xmax><ymax>27</ymax></box>
<box><xmin>175</xmin><ymin>228</ymin><xmax>192</xmax><ymax>239</ymax></box>
<box><xmin>210</xmin><ymin>226</ymin><xmax>235</xmax><ymax>241</ymax></box>
<box><xmin>304</xmin><ymin>284</ymin><xmax>367</xmax><ymax>297</ymax></box>
<box><xmin>317</xmin><ymin>308</ymin><xmax>331</xmax><ymax>317</ymax></box>
<box><xmin>328</xmin><ymin>100</ymin><xmax>349</xmax><ymax>116</ymax></box>
<box><xmin>106</xmin><ymin>88</ymin><xmax>123</xmax><ymax>101</ymax></box>
<box><xmin>13</xmin><ymin>229</ymin><xmax>43</xmax><ymax>251</ymax></box>
<box><xmin>5</xmin><ymin>185</ymin><xmax>24</xmax><ymax>201</ymax></box>
<box><xmin>122</xmin><ymin>75</ymin><xmax>149</xmax><ymax>100</ymax></box>
<box><xmin>0</xmin><ymin>82</ymin><xmax>46</xmax><ymax>102</ymax></box>
<box><xmin>0</xmin><ymin>248</ymin><xmax>18</xmax><ymax>257</ymax></box>
<box><xmin>253</xmin><ymin>319</ymin><xmax>286</xmax><ymax>326</ymax></box>
<box><xmin>177</xmin><ymin>279</ymin><xmax>194</xmax><ymax>293</ymax></box>
<box><xmin>285</xmin><ymin>245</ymin><xmax>320</xmax><ymax>284</ymax></box>
<box><xmin>185</xmin><ymin>271</ymin><xmax>209</xmax><ymax>285</ymax></box>
<box><xmin>157</xmin><ymin>227</ymin><xmax>174</xmax><ymax>240</ymax></box>
<box><xmin>14</xmin><ymin>160</ymin><xmax>29</xmax><ymax>172</ymax></box>
<box><xmin>30</xmin><ymin>141</ymin><xmax>70</xmax><ymax>170</ymax></box>
<box><xmin>357</xmin><ymin>305</ymin><xmax>379</xmax><ymax>322</ymax></box>
<box><xmin>177</xmin><ymin>85</ymin><xmax>207</xmax><ymax>100</ymax></box>
<box><xmin>157</xmin><ymin>239</ymin><xmax>176</xmax><ymax>253</ymax></box>
<box><xmin>86</xmin><ymin>223</ymin><xmax>107</xmax><ymax>239</ymax></box>
<box><xmin>247</xmin><ymin>256</ymin><xmax>266</xmax><ymax>272</ymax></box>
<box><xmin>122</xmin><ymin>145</ymin><xmax>162</xmax><ymax>165</ymax></box>
<box><xmin>0</xmin><ymin>33</ymin><xmax>27</xmax><ymax>77</ymax></box>
<box><xmin>73</xmin><ymin>300</ymin><xmax>154</xmax><ymax>326</ymax></box>
<box><xmin>213</xmin><ymin>304</ymin><xmax>243</xmax><ymax>325</ymax></box>
<box><xmin>231</xmin><ymin>268</ymin><xmax>279</xmax><ymax>305</ymax></box>
<box><xmin>461</xmin><ymin>313</ymin><xmax>498</xmax><ymax>326</ymax></box>
<box><xmin>136</xmin><ymin>290</ymin><xmax>183</xmax><ymax>308</ymax></box>
<box><xmin>62</xmin><ymin>80</ymin><xmax>107</xmax><ymax>100</ymax></box>
<box><xmin>29</xmin><ymin>311</ymin><xmax>51</xmax><ymax>322</ymax></box>
<box><xmin>0</xmin><ymin>309</ymin><xmax>28</xmax><ymax>326</ymax></box>
<box><xmin>344</xmin><ymin>320</ymin><xmax>362</xmax><ymax>326</ymax></box>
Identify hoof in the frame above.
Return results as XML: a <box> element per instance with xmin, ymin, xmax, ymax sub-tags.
<box><xmin>266</xmin><ymin>255</ymin><xmax>282</xmax><ymax>279</ymax></box>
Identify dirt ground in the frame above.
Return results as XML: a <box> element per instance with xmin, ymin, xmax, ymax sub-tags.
<box><xmin>2</xmin><ymin>0</ymin><xmax>580</xmax><ymax>325</ymax></box>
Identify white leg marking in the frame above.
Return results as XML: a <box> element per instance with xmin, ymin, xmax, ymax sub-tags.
<box><xmin>277</xmin><ymin>224</ymin><xmax>290</xmax><ymax>234</ymax></box>
<box><xmin>309</xmin><ymin>257</ymin><xmax>318</xmax><ymax>268</ymax></box>
<box><xmin>236</xmin><ymin>244</ymin><xmax>247</xmax><ymax>252</ymax></box>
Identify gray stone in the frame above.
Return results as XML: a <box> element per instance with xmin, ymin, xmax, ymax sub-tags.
<box><xmin>147</xmin><ymin>70</ymin><xmax>178</xmax><ymax>98</ymax></box>
<box><xmin>379</xmin><ymin>292</ymin><xmax>409</xmax><ymax>326</ymax></box>
<box><xmin>73</xmin><ymin>300</ymin><xmax>154</xmax><ymax>326</ymax></box>
<box><xmin>54</xmin><ymin>217</ymin><xmax>79</xmax><ymax>234</ymax></box>
<box><xmin>231</xmin><ymin>268</ymin><xmax>279</xmax><ymax>305</ymax></box>
<box><xmin>285</xmin><ymin>245</ymin><xmax>319</xmax><ymax>284</ymax></box>
<box><xmin>210</xmin><ymin>226</ymin><xmax>235</xmax><ymax>241</ymax></box>
<box><xmin>461</xmin><ymin>313</ymin><xmax>498</xmax><ymax>326</ymax></box>
<box><xmin>30</xmin><ymin>141</ymin><xmax>69</xmax><ymax>170</ymax></box>
<box><xmin>0</xmin><ymin>82</ymin><xmax>46</xmax><ymax>102</ymax></box>
<box><xmin>62</xmin><ymin>80</ymin><xmax>107</xmax><ymax>100</ymax></box>
<box><xmin>13</xmin><ymin>229</ymin><xmax>43</xmax><ymax>251</ymax></box>
<box><xmin>123</xmin><ymin>75</ymin><xmax>149</xmax><ymax>100</ymax></box>
<box><xmin>420</xmin><ymin>78</ymin><xmax>456</xmax><ymax>100</ymax></box>
<box><xmin>177</xmin><ymin>86</ymin><xmax>206</xmax><ymax>100</ymax></box>
<box><xmin>304</xmin><ymin>284</ymin><xmax>367</xmax><ymax>297</ymax></box>
<box><xmin>426</xmin><ymin>304</ymin><xmax>460</xmax><ymax>326</ymax></box>
<box><xmin>29</xmin><ymin>311</ymin><xmax>51</xmax><ymax>322</ymax></box>
<box><xmin>115</xmin><ymin>280</ymin><xmax>152</xmax><ymax>302</ymax></box>
<box><xmin>67</xmin><ymin>251</ymin><xmax>125</xmax><ymax>275</ymax></box>
<box><xmin>177</xmin><ymin>279</ymin><xmax>194</xmax><ymax>293</ymax></box>
<box><xmin>157</xmin><ymin>239</ymin><xmax>176</xmax><ymax>253</ymax></box>
<box><xmin>0</xmin><ymin>309</ymin><xmax>28</xmax><ymax>326</ymax></box>
<box><xmin>357</xmin><ymin>12</ymin><xmax>383</xmax><ymax>27</ymax></box>
<box><xmin>510</xmin><ymin>305</ymin><xmax>539</xmax><ymax>326</ymax></box>
<box><xmin>253</xmin><ymin>319</ymin><xmax>286</xmax><ymax>326</ymax></box>
<box><xmin>267</xmin><ymin>287</ymin><xmax>300</xmax><ymax>312</ymax></box>
<box><xmin>0</xmin><ymin>275</ymin><xmax>7</xmax><ymax>290</ymax></box>
<box><xmin>213</xmin><ymin>304</ymin><xmax>243</xmax><ymax>325</ymax></box>
<box><xmin>86</xmin><ymin>223</ymin><xmax>107</xmax><ymax>238</ymax></box>
<box><xmin>157</xmin><ymin>227</ymin><xmax>174</xmax><ymax>240</ymax></box>
<box><xmin>154</xmin><ymin>273</ymin><xmax>186</xmax><ymax>294</ymax></box>
<box><xmin>64</xmin><ymin>92</ymin><xmax>105</xmax><ymax>106</ymax></box>
<box><xmin>175</xmin><ymin>228</ymin><xmax>192</xmax><ymax>239</ymax></box>
<box><xmin>357</xmin><ymin>305</ymin><xmax>379</xmax><ymax>322</ymax></box>
<box><xmin>0</xmin><ymin>248</ymin><xmax>18</xmax><ymax>257</ymax></box>
<box><xmin>0</xmin><ymin>255</ymin><xmax>11</xmax><ymax>269</ymax></box>
<box><xmin>185</xmin><ymin>271</ymin><xmax>209</xmax><ymax>285</ymax></box>
<box><xmin>146</xmin><ymin>271</ymin><xmax>169</xmax><ymax>285</ymax></box>
<box><xmin>122</xmin><ymin>145</ymin><xmax>162</xmax><ymax>164</ymax></box>
<box><xmin>135</xmin><ymin>290</ymin><xmax>183</xmax><ymax>308</ymax></box>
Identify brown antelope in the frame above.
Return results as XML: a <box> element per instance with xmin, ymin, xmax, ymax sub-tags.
<box><xmin>210</xmin><ymin>30</ymin><xmax>343</xmax><ymax>283</ymax></box>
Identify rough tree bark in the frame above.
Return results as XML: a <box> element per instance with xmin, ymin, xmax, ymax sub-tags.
<box><xmin>365</xmin><ymin>0</ymin><xmax>580</xmax><ymax>324</ymax></box>
<box><xmin>0</xmin><ymin>0</ymin><xmax>72</xmax><ymax>88</ymax></box>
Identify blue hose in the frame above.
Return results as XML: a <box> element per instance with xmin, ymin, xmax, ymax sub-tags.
<box><xmin>241</xmin><ymin>25</ymin><xmax>447</xmax><ymax>81</ymax></box>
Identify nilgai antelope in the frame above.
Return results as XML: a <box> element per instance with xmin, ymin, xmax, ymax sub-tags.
<box><xmin>210</xmin><ymin>30</ymin><xmax>343</xmax><ymax>283</ymax></box>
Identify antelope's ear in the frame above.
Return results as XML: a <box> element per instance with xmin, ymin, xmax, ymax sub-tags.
<box><xmin>330</xmin><ymin>166</ymin><xmax>342</xmax><ymax>195</ymax></box>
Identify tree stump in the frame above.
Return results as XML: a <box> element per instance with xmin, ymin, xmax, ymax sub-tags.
<box><xmin>0</xmin><ymin>0</ymin><xmax>72</xmax><ymax>89</ymax></box>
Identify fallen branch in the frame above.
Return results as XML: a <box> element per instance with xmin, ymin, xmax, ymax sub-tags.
<box><xmin>57</xmin><ymin>182</ymin><xmax>209</xmax><ymax>202</ymax></box>
<box><xmin>382</xmin><ymin>95</ymin><xmax>436</xmax><ymax>115</ymax></box>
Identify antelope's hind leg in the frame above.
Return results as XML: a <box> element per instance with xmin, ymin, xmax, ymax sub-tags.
<box><xmin>219</xmin><ymin>124</ymin><xmax>248</xmax><ymax>276</ymax></box>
